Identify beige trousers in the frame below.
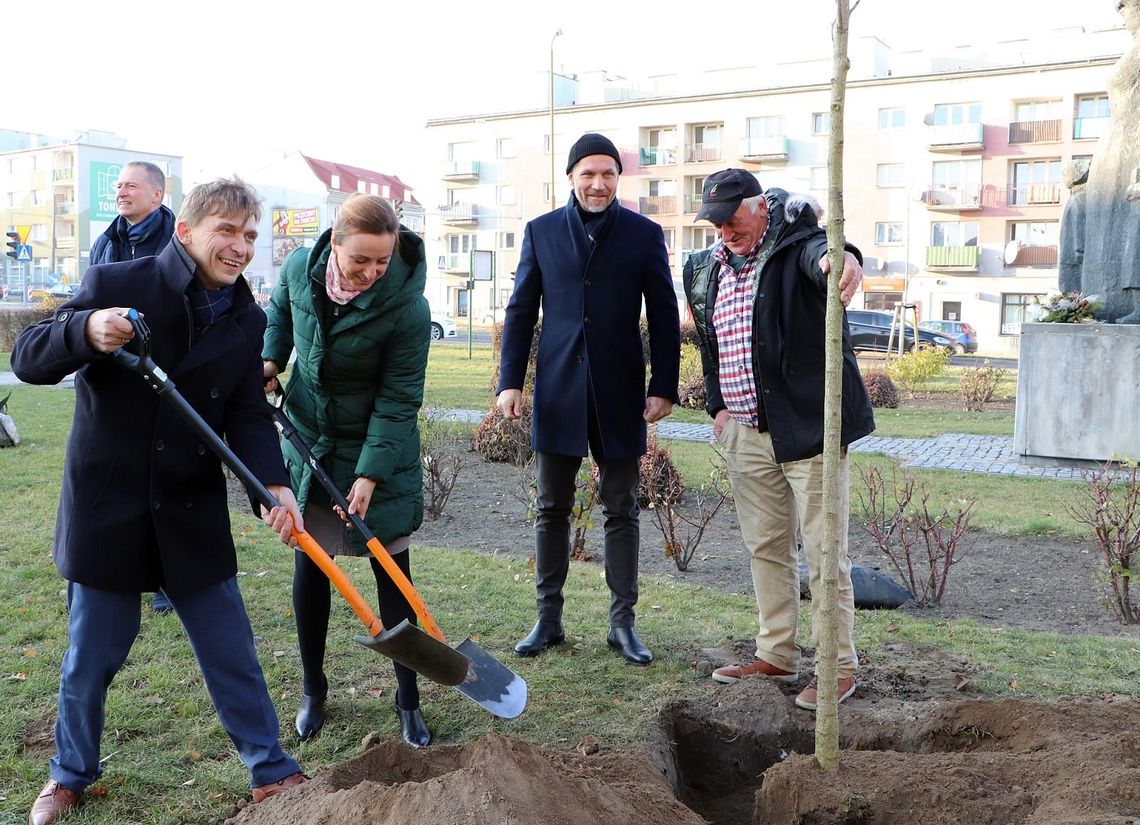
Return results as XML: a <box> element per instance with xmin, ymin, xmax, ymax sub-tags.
<box><xmin>718</xmin><ymin>419</ymin><xmax>858</xmax><ymax>678</ymax></box>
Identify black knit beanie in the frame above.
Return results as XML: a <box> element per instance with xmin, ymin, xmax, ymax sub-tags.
<box><xmin>565</xmin><ymin>133</ymin><xmax>623</xmax><ymax>174</ymax></box>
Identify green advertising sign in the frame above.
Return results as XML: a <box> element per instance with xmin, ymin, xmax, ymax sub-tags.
<box><xmin>90</xmin><ymin>161</ymin><xmax>126</xmax><ymax>222</ymax></box>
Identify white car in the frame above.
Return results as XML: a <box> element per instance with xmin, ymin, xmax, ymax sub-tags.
<box><xmin>430</xmin><ymin>312</ymin><xmax>458</xmax><ymax>341</ymax></box>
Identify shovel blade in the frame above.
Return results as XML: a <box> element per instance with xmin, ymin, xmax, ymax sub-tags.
<box><xmin>453</xmin><ymin>637</ymin><xmax>528</xmax><ymax>719</ymax></box>
<box><xmin>354</xmin><ymin>620</ymin><xmax>469</xmax><ymax>687</ymax></box>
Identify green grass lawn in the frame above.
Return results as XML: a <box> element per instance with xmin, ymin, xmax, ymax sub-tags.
<box><xmin>2</xmin><ymin>356</ymin><xmax>1127</xmax><ymax>825</ymax></box>
<box><xmin>0</xmin><ymin>350</ymin><xmax>10</xmax><ymax>371</ymax></box>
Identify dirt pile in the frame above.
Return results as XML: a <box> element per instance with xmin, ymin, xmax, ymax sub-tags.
<box><xmin>226</xmin><ymin>732</ymin><xmax>705</xmax><ymax>825</ymax></box>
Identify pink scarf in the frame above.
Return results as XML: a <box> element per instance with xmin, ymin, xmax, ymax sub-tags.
<box><xmin>325</xmin><ymin>250</ymin><xmax>361</xmax><ymax>305</ymax></box>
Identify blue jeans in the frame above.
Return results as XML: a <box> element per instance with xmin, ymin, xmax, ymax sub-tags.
<box><xmin>50</xmin><ymin>579</ymin><xmax>299</xmax><ymax>792</ymax></box>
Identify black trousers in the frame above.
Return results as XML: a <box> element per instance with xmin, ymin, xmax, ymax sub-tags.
<box><xmin>534</xmin><ymin>451</ymin><xmax>641</xmax><ymax>627</ymax></box>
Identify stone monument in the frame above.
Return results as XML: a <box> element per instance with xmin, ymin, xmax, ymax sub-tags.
<box><xmin>1072</xmin><ymin>0</ymin><xmax>1140</xmax><ymax>323</ymax></box>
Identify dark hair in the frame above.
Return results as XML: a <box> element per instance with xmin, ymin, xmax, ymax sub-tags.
<box><xmin>125</xmin><ymin>161</ymin><xmax>166</xmax><ymax>192</ymax></box>
<box><xmin>178</xmin><ymin>177</ymin><xmax>261</xmax><ymax>228</ymax></box>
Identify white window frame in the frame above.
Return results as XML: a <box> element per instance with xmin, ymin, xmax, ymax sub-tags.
<box><xmin>876</xmin><ymin>164</ymin><xmax>905</xmax><ymax>188</ymax></box>
<box><xmin>875</xmin><ymin>222</ymin><xmax>904</xmax><ymax>246</ymax></box>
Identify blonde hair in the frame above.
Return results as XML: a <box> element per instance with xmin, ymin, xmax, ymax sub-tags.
<box><xmin>333</xmin><ymin>194</ymin><xmax>401</xmax><ymax>255</ymax></box>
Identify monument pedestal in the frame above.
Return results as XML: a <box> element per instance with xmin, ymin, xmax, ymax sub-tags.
<box><xmin>1014</xmin><ymin>322</ymin><xmax>1140</xmax><ymax>462</ymax></box>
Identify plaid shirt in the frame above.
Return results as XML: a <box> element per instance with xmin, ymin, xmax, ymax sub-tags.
<box><xmin>710</xmin><ymin>228</ymin><xmax>772</xmax><ymax>430</ymax></box>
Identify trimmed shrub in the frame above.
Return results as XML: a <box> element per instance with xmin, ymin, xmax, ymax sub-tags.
<box><xmin>473</xmin><ymin>404</ymin><xmax>533</xmax><ymax>466</ymax></box>
<box><xmin>863</xmin><ymin>370</ymin><xmax>900</xmax><ymax>409</ymax></box>
<box><xmin>677</xmin><ymin>342</ymin><xmax>706</xmax><ymax>410</ymax></box>
<box><xmin>0</xmin><ymin>303</ymin><xmax>56</xmax><ymax>351</ymax></box>
<box><xmin>885</xmin><ymin>347</ymin><xmax>949</xmax><ymax>397</ymax></box>
<box><xmin>958</xmin><ymin>362</ymin><xmax>1008</xmax><ymax>411</ymax></box>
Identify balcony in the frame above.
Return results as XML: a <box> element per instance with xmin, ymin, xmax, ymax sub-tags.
<box><xmin>638</xmin><ymin>195</ymin><xmax>676</xmax><ymax>215</ymax></box>
<box><xmin>54</xmin><ymin>202</ymin><xmax>76</xmax><ymax>215</ymax></box>
<box><xmin>1074</xmin><ymin>116</ymin><xmax>1110</xmax><ymax>140</ymax></box>
<box><xmin>684</xmin><ymin>194</ymin><xmax>703</xmax><ymax>214</ymax></box>
<box><xmin>928</xmin><ymin>122</ymin><xmax>984</xmax><ymax>152</ymax></box>
<box><xmin>1008</xmin><ymin>184</ymin><xmax>1061</xmax><ymax>206</ymax></box>
<box><xmin>55</xmin><ymin>237</ymin><xmax>77</xmax><ymax>250</ymax></box>
<box><xmin>921</xmin><ymin>184</ymin><xmax>982</xmax><ymax>211</ymax></box>
<box><xmin>1009</xmin><ymin>244</ymin><xmax>1058</xmax><ymax>267</ymax></box>
<box><xmin>441</xmin><ymin>253</ymin><xmax>470</xmax><ymax>274</ymax></box>
<box><xmin>639</xmin><ymin>146</ymin><xmax>677</xmax><ymax>166</ymax></box>
<box><xmin>686</xmin><ymin>143</ymin><xmax>721</xmax><ymax>163</ymax></box>
<box><xmin>1008</xmin><ymin>119</ymin><xmax>1062</xmax><ymax>144</ymax></box>
<box><xmin>52</xmin><ymin>168</ymin><xmax>74</xmax><ymax>182</ymax></box>
<box><xmin>440</xmin><ymin>160</ymin><xmax>480</xmax><ymax>181</ymax></box>
<box><xmin>738</xmin><ymin>136</ymin><xmax>789</xmax><ymax>163</ymax></box>
<box><xmin>926</xmin><ymin>245</ymin><xmax>979</xmax><ymax>269</ymax></box>
<box><xmin>439</xmin><ymin>202</ymin><xmax>478</xmax><ymax>225</ymax></box>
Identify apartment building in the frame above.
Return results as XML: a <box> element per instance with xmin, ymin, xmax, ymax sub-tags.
<box><xmin>1</xmin><ymin>131</ymin><xmax>182</xmax><ymax>297</ymax></box>
<box><xmin>423</xmin><ymin>29</ymin><xmax>1127</xmax><ymax>354</ymax></box>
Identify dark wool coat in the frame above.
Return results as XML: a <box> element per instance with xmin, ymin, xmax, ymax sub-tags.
<box><xmin>262</xmin><ymin>227</ymin><xmax>429</xmax><ymax>549</ymax></box>
<box><xmin>88</xmin><ymin>204</ymin><xmax>177</xmax><ymax>266</ymax></box>
<box><xmin>497</xmin><ymin>196</ymin><xmax>681</xmax><ymax>460</ymax></box>
<box><xmin>12</xmin><ymin>243</ymin><xmax>287</xmax><ymax>592</ymax></box>
<box><xmin>683</xmin><ymin>188</ymin><xmax>875</xmax><ymax>464</ymax></box>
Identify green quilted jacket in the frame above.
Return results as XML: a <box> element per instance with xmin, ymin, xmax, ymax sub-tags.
<box><xmin>263</xmin><ymin>226</ymin><xmax>429</xmax><ymax>548</ymax></box>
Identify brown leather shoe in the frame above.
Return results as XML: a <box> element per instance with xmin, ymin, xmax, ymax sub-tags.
<box><xmin>712</xmin><ymin>658</ymin><xmax>797</xmax><ymax>684</ymax></box>
<box><xmin>29</xmin><ymin>779</ymin><xmax>79</xmax><ymax>825</ymax></box>
<box><xmin>794</xmin><ymin>675</ymin><xmax>857</xmax><ymax>711</ymax></box>
<box><xmin>251</xmin><ymin>771</ymin><xmax>307</xmax><ymax>803</ymax></box>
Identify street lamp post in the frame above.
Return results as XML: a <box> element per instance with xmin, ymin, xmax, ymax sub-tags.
<box><xmin>550</xmin><ymin>29</ymin><xmax>563</xmax><ymax>211</ymax></box>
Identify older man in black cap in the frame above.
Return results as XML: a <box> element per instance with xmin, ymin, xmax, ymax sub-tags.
<box><xmin>497</xmin><ymin>133</ymin><xmax>680</xmax><ymax>665</ymax></box>
<box><xmin>682</xmin><ymin>169</ymin><xmax>874</xmax><ymax>711</ymax></box>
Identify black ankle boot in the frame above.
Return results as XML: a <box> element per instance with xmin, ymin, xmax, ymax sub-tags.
<box><xmin>514</xmin><ymin>619</ymin><xmax>564</xmax><ymax>657</ymax></box>
<box><xmin>396</xmin><ymin>705</ymin><xmax>431</xmax><ymax>747</ymax></box>
<box><xmin>295</xmin><ymin>676</ymin><xmax>327</xmax><ymax>740</ymax></box>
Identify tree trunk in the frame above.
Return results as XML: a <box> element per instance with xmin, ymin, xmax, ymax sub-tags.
<box><xmin>816</xmin><ymin>0</ymin><xmax>853</xmax><ymax>773</ymax></box>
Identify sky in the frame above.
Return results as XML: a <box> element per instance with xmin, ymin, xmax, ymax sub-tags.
<box><xmin>8</xmin><ymin>0</ymin><xmax>1128</xmax><ymax>189</ymax></box>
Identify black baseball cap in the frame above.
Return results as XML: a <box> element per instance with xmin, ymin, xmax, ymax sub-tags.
<box><xmin>696</xmin><ymin>169</ymin><xmax>764</xmax><ymax>223</ymax></box>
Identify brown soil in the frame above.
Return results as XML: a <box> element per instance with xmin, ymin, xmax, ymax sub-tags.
<box><xmin>227</xmin><ymin>441</ymin><xmax>1140</xmax><ymax>825</ymax></box>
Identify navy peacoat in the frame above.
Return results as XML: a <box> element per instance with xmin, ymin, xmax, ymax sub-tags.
<box><xmin>497</xmin><ymin>196</ymin><xmax>680</xmax><ymax>460</ymax></box>
<box><xmin>12</xmin><ymin>243</ymin><xmax>288</xmax><ymax>592</ymax></box>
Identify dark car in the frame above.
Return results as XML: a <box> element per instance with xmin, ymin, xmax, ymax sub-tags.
<box><xmin>846</xmin><ymin>309</ymin><xmax>955</xmax><ymax>354</ymax></box>
<box><xmin>919</xmin><ymin>320</ymin><xmax>978</xmax><ymax>355</ymax></box>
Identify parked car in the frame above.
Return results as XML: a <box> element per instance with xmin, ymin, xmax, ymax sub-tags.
<box><xmin>430</xmin><ymin>312</ymin><xmax>458</xmax><ymax>341</ymax></box>
<box><xmin>29</xmin><ymin>283</ymin><xmax>77</xmax><ymax>301</ymax></box>
<box><xmin>919</xmin><ymin>320</ymin><xmax>978</xmax><ymax>355</ymax></box>
<box><xmin>846</xmin><ymin>309</ymin><xmax>955</xmax><ymax>354</ymax></box>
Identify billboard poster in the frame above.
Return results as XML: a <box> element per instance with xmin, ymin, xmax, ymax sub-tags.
<box><xmin>273</xmin><ymin>237</ymin><xmax>311</xmax><ymax>266</ymax></box>
<box><xmin>90</xmin><ymin>161</ymin><xmax>126</xmax><ymax>223</ymax></box>
<box><xmin>272</xmin><ymin>208</ymin><xmax>320</xmax><ymax>238</ymax></box>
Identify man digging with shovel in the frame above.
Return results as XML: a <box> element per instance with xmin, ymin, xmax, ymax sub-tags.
<box><xmin>13</xmin><ymin>178</ymin><xmax>308</xmax><ymax>824</ymax></box>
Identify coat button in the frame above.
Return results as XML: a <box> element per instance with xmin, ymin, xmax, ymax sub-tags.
<box><xmin>197</xmin><ymin>444</ymin><xmax>206</xmax><ymax>455</ymax></box>
<box><xmin>209</xmin><ymin>387</ymin><xmax>220</xmax><ymax>399</ymax></box>
<box><xmin>185</xmin><ymin>498</ymin><xmax>194</xmax><ymax>508</ymax></box>
<box><xmin>584</xmin><ymin>279</ymin><xmax>592</xmax><ymax>286</ymax></box>
<box><xmin>576</xmin><ymin>355</ymin><xmax>583</xmax><ymax>363</ymax></box>
<box><xmin>758</xmin><ymin>292</ymin><xmax>765</xmax><ymax>298</ymax></box>
<box><xmin>152</xmin><ymin>500</ymin><xmax>161</xmax><ymax>510</ymax></box>
<box><xmin>764</xmin><ymin>388</ymin><xmax>771</xmax><ymax>394</ymax></box>
<box><xmin>584</xmin><ymin>317</ymin><xmax>591</xmax><ymax>324</ymax></box>
<box><xmin>155</xmin><ymin>439</ymin><xmax>165</xmax><ymax>451</ymax></box>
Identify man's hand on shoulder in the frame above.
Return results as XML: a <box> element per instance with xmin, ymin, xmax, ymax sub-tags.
<box><xmin>644</xmin><ymin>396</ymin><xmax>673</xmax><ymax>423</ymax></box>
<box><xmin>496</xmin><ymin>388</ymin><xmax>524</xmax><ymax>420</ymax></box>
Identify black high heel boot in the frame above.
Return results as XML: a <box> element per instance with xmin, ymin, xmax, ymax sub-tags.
<box><xmin>396</xmin><ymin>704</ymin><xmax>431</xmax><ymax>747</ymax></box>
<box><xmin>295</xmin><ymin>675</ymin><xmax>328</xmax><ymax>740</ymax></box>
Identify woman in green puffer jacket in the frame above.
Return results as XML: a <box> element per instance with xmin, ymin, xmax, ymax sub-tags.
<box><xmin>262</xmin><ymin>194</ymin><xmax>432</xmax><ymax>747</ymax></box>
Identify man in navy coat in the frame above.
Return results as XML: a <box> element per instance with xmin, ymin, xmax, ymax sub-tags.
<box><xmin>496</xmin><ymin>133</ymin><xmax>681</xmax><ymax>665</ymax></box>
<box><xmin>14</xmin><ymin>178</ymin><xmax>307</xmax><ymax>824</ymax></box>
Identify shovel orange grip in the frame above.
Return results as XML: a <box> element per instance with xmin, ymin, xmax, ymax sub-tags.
<box><xmin>293</xmin><ymin>528</ymin><xmax>384</xmax><ymax>638</ymax></box>
<box><xmin>364</xmin><ymin>536</ymin><xmax>447</xmax><ymax>643</ymax></box>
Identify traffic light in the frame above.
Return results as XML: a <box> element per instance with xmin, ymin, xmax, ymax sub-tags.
<box><xmin>4</xmin><ymin>231</ymin><xmax>18</xmax><ymax>260</ymax></box>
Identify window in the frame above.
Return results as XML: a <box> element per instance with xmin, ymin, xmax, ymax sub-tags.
<box><xmin>1076</xmin><ymin>94</ymin><xmax>1110</xmax><ymax>120</ymax></box>
<box><xmin>646</xmin><ymin>178</ymin><xmax>675</xmax><ymax>197</ymax></box>
<box><xmin>330</xmin><ymin>174</ymin><xmax>340</xmax><ymax>189</ymax></box>
<box><xmin>931</xmin><ymin>159</ymin><xmax>982</xmax><ymax>189</ymax></box>
<box><xmin>356</xmin><ymin>180</ymin><xmax>366</xmax><ymax>193</ymax></box>
<box><xmin>369</xmin><ymin>182</ymin><xmax>379</xmax><ymax>195</ymax></box>
<box><xmin>500</xmin><ymin>288</ymin><xmax>512</xmax><ymax>307</ymax></box>
<box><xmin>543</xmin><ymin>134</ymin><xmax>552</xmax><ymax>155</ymax></box>
<box><xmin>1014</xmin><ymin>100</ymin><xmax>1062</xmax><ymax>121</ymax></box>
<box><xmin>688</xmin><ymin>123</ymin><xmax>722</xmax><ymax>162</ymax></box>
<box><xmin>32</xmin><ymin>189</ymin><xmax>48</xmax><ymax>206</ymax></box>
<box><xmin>661</xmin><ymin>228</ymin><xmax>675</xmax><ymax>253</ymax></box>
<box><xmin>543</xmin><ymin>181</ymin><xmax>569</xmax><ymax>204</ymax></box>
<box><xmin>5</xmin><ymin>192</ymin><xmax>14</xmax><ymax>208</ymax></box>
<box><xmin>448</xmin><ymin>233</ymin><xmax>475</xmax><ymax>254</ymax></box>
<box><xmin>499</xmin><ymin>231</ymin><xmax>516</xmax><ymax>249</ymax></box>
<box><xmin>876</xmin><ymin>164</ymin><xmax>905</xmax><ymax>188</ymax></box>
<box><xmin>642</xmin><ymin>127</ymin><xmax>677</xmax><ymax>165</ymax></box>
<box><xmin>933</xmin><ymin>102</ymin><xmax>982</xmax><ymax>125</ymax></box>
<box><xmin>497</xmin><ymin>138</ymin><xmax>516</xmax><ymax>159</ymax></box>
<box><xmin>864</xmin><ymin>292</ymin><xmax>902</xmax><ymax>311</ymax></box>
<box><xmin>930</xmin><ymin>221</ymin><xmax>979</xmax><ymax>247</ymax></box>
<box><xmin>685</xmin><ymin>226</ymin><xmax>718</xmax><ymax>251</ymax></box>
<box><xmin>746</xmin><ymin>115</ymin><xmax>785</xmax><ymax>138</ymax></box>
<box><xmin>457</xmin><ymin>288</ymin><xmax>469</xmax><ymax>318</ymax></box>
<box><xmin>1009</xmin><ymin>159</ymin><xmax>1061</xmax><ymax>205</ymax></box>
<box><xmin>942</xmin><ymin>301</ymin><xmax>962</xmax><ymax>321</ymax></box>
<box><xmin>448</xmin><ymin>142</ymin><xmax>477</xmax><ymax>162</ymax></box>
<box><xmin>382</xmin><ymin>184</ymin><xmax>390</xmax><ymax>198</ymax></box>
<box><xmin>30</xmin><ymin>224</ymin><xmax>47</xmax><ymax>241</ymax></box>
<box><xmin>809</xmin><ymin>166</ymin><xmax>828</xmax><ymax>190</ymax></box>
<box><xmin>811</xmin><ymin>112</ymin><xmax>830</xmax><ymax>134</ymax></box>
<box><xmin>498</xmin><ymin>185</ymin><xmax>516</xmax><ymax>205</ymax></box>
<box><xmin>1000</xmin><ymin>293</ymin><xmax>1046</xmax><ymax>335</ymax></box>
<box><xmin>1010</xmin><ymin>221</ymin><xmax>1059</xmax><ymax>246</ymax></box>
<box><xmin>878</xmin><ymin>108</ymin><xmax>906</xmax><ymax>129</ymax></box>
<box><xmin>875</xmin><ymin>222</ymin><xmax>904</xmax><ymax>245</ymax></box>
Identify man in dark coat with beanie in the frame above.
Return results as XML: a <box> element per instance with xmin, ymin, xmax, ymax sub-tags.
<box><xmin>497</xmin><ymin>133</ymin><xmax>680</xmax><ymax>665</ymax></box>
